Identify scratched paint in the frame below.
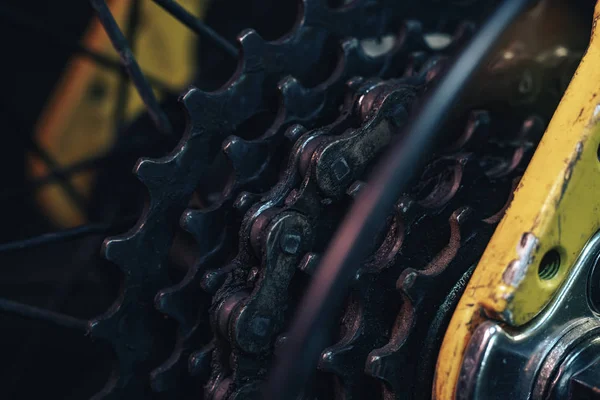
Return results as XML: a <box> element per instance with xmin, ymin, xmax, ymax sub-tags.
<box><xmin>435</xmin><ymin>3</ymin><xmax>600</xmax><ymax>399</ymax></box>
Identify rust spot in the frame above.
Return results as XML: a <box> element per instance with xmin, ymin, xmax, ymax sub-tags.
<box><xmin>483</xmin><ymin>177</ymin><xmax>520</xmax><ymax>224</ymax></box>
<box><xmin>515</xmin><ymin>180</ymin><xmax>525</xmax><ymax>193</ymax></box>
<box><xmin>577</xmin><ymin>107</ymin><xmax>585</xmax><ymax>122</ymax></box>
<box><xmin>557</xmin><ymin>141</ymin><xmax>584</xmax><ymax>205</ymax></box>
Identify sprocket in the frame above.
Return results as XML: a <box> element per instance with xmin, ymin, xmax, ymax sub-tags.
<box><xmin>90</xmin><ymin>1</ymin><xmax>584</xmax><ymax>399</ymax></box>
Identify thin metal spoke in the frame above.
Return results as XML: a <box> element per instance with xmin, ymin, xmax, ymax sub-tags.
<box><xmin>27</xmin><ymin>152</ymin><xmax>122</xmax><ymax>190</ymax></box>
<box><xmin>0</xmin><ymin>217</ymin><xmax>138</xmax><ymax>254</ymax></box>
<box><xmin>0</xmin><ymin>3</ymin><xmax>173</xmax><ymax>92</ymax></box>
<box><xmin>28</xmin><ymin>140</ymin><xmax>89</xmax><ymax>217</ymax></box>
<box><xmin>2</xmin><ymin>153</ymin><xmax>107</xmax><ymax>202</ymax></box>
<box><xmin>114</xmin><ymin>0</ymin><xmax>142</xmax><ymax>133</ymax></box>
<box><xmin>90</xmin><ymin>0</ymin><xmax>173</xmax><ymax>135</ymax></box>
<box><xmin>152</xmin><ymin>0</ymin><xmax>238</xmax><ymax>58</ymax></box>
<box><xmin>0</xmin><ymin>297</ymin><xmax>88</xmax><ymax>332</ymax></box>
<box><xmin>4</xmin><ymin>236</ymin><xmax>103</xmax><ymax>396</ymax></box>
<box><xmin>2</xmin><ymin>140</ymin><xmax>151</xmax><ymax>202</ymax></box>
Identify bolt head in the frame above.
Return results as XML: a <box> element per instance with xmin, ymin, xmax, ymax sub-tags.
<box><xmin>250</xmin><ymin>317</ymin><xmax>271</xmax><ymax>337</ymax></box>
<box><xmin>332</xmin><ymin>157</ymin><xmax>351</xmax><ymax>181</ymax></box>
<box><xmin>281</xmin><ymin>233</ymin><xmax>301</xmax><ymax>255</ymax></box>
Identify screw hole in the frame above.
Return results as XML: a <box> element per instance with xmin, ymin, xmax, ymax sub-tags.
<box><xmin>596</xmin><ymin>141</ymin><xmax>600</xmax><ymax>162</ymax></box>
<box><xmin>88</xmin><ymin>79</ymin><xmax>108</xmax><ymax>102</ymax></box>
<box><xmin>538</xmin><ymin>249</ymin><xmax>561</xmax><ymax>280</ymax></box>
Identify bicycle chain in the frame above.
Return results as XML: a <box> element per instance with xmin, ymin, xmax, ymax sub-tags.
<box><xmin>203</xmin><ymin>73</ymin><xmax>525</xmax><ymax>400</ymax></box>
<box><xmin>198</xmin><ymin>27</ymin><xmax>581</xmax><ymax>400</ymax></box>
<box><xmin>90</xmin><ymin>0</ymin><xmax>583</xmax><ymax>399</ymax></box>
<box><xmin>149</xmin><ymin>15</ymin><xmax>477</xmax><ymax>399</ymax></box>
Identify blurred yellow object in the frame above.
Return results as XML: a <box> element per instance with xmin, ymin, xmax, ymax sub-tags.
<box><xmin>29</xmin><ymin>0</ymin><xmax>206</xmax><ymax>227</ymax></box>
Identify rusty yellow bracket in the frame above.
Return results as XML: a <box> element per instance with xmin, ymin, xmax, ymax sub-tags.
<box><xmin>435</xmin><ymin>3</ymin><xmax>600</xmax><ymax>399</ymax></box>
<box><xmin>29</xmin><ymin>0</ymin><xmax>206</xmax><ymax>227</ymax></box>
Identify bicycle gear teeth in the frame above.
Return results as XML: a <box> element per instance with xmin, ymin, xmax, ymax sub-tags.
<box><xmin>93</xmin><ymin>0</ymin><xmax>582</xmax><ymax>398</ymax></box>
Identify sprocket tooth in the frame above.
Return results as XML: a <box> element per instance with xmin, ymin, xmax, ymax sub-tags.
<box><xmin>403</xmin><ymin>51</ymin><xmax>430</xmax><ymax>78</ymax></box>
<box><xmin>444</xmin><ymin>21</ymin><xmax>477</xmax><ymax>53</ymax></box>
<box><xmin>89</xmin><ymin>296</ymin><xmax>161</xmax><ymax>399</ymax></box>
<box><xmin>155</xmin><ymin>288</ymin><xmax>189</xmax><ymax>330</ymax></box>
<box><xmin>149</xmin><ymin>323</ymin><xmax>209</xmax><ymax>396</ymax></box>
<box><xmin>189</xmin><ymin>341</ymin><xmax>215</xmax><ymax>379</ymax></box>
<box><xmin>278</xmin><ymin>75</ymin><xmax>304</xmax><ymax>96</ymax></box>
<box><xmin>157</xmin><ymin>207</ymin><xmax>233</xmax><ymax>329</ymax></box>
<box><xmin>154</xmin><ymin>263</ymin><xmax>210</xmax><ymax>333</ymax></box>
<box><xmin>180</xmin><ymin>87</ymin><xmax>230</xmax><ymax>136</ymax></box>
<box><xmin>101</xmin><ymin>237</ymin><xmax>132</xmax><ymax>272</ymax></box>
<box><xmin>152</xmin><ymin>268</ymin><xmax>214</xmax><ymax>389</ymax></box>
<box><xmin>400</xmin><ymin>20</ymin><xmax>428</xmax><ymax>51</ymax></box>
<box><xmin>222</xmin><ymin>135</ymin><xmax>270</xmax><ymax>186</ymax></box>
<box><xmin>180</xmin><ymin>208</ymin><xmax>224</xmax><ymax>245</ymax></box>
<box><xmin>483</xmin><ymin>115</ymin><xmax>546</xmax><ymax>178</ymax></box>
<box><xmin>445</xmin><ymin>110</ymin><xmax>491</xmax><ymax>153</ymax></box>
<box><xmin>153</xmin><ymin>204</ymin><xmax>238</xmax><ymax>394</ymax></box>
<box><xmin>180</xmin><ymin>87</ymin><xmax>203</xmax><ymax>127</ymax></box>
<box><xmin>133</xmin><ymin>156</ymin><xmax>194</xmax><ymax>197</ymax></box>
<box><xmin>319</xmin><ymin>215</ymin><xmax>405</xmax><ymax>399</ymax></box>
<box><xmin>274</xmin><ymin>64</ymin><xmax>352</xmax><ymax>135</ymax></box>
<box><xmin>302</xmin><ymin>0</ymin><xmax>409</xmax><ymax>39</ymax></box>
<box><xmin>520</xmin><ymin>114</ymin><xmax>545</xmax><ymax>141</ymax></box>
<box><xmin>319</xmin><ymin>344</ymin><xmax>355</xmax><ymax>375</ymax></box>
<box><xmin>363</xmin><ymin>300</ymin><xmax>412</xmax><ymax>399</ymax></box>
<box><xmin>201</xmin><ymin>262</ymin><xmax>237</xmax><ymax>295</ymax></box>
<box><xmin>90</xmin><ymin>375</ymin><xmax>122</xmax><ymax>400</ymax></box>
<box><xmin>93</xmin><ymin>91</ymin><xmax>222</xmax><ymax>398</ymax></box>
<box><xmin>88</xmin><ymin>302</ymin><xmax>119</xmax><ymax>340</ymax></box>
<box><xmin>365</xmin><ymin>206</ymin><xmax>496</xmax><ymax>399</ymax></box>
<box><xmin>156</xmin><ymin>247</ymin><xmax>229</xmax><ymax>328</ymax></box>
<box><xmin>277</xmin><ymin>76</ymin><xmax>318</xmax><ymax>124</ymax></box>
<box><xmin>398</xmin><ymin>207</ymin><xmax>472</xmax><ymax>302</ymax></box>
<box><xmin>340</xmin><ymin>38</ymin><xmax>380</xmax><ymax>75</ymax></box>
<box><xmin>237</xmin><ymin>28</ymin><xmax>267</xmax><ymax>64</ymax></box>
<box><xmin>149</xmin><ymin>339</ymin><xmax>187</xmax><ymax>394</ymax></box>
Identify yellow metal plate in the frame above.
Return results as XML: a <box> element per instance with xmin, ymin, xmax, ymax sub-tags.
<box><xmin>434</xmin><ymin>3</ymin><xmax>600</xmax><ymax>399</ymax></box>
<box><xmin>29</xmin><ymin>0</ymin><xmax>206</xmax><ymax>227</ymax></box>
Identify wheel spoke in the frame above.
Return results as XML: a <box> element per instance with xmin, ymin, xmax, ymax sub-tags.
<box><xmin>2</xmin><ymin>140</ymin><xmax>152</xmax><ymax>202</ymax></box>
<box><xmin>0</xmin><ymin>217</ymin><xmax>137</xmax><ymax>254</ymax></box>
<box><xmin>90</xmin><ymin>0</ymin><xmax>173</xmax><ymax>135</ymax></box>
<box><xmin>29</xmin><ymin>141</ymin><xmax>89</xmax><ymax>217</ymax></box>
<box><xmin>114</xmin><ymin>0</ymin><xmax>142</xmax><ymax>133</ymax></box>
<box><xmin>0</xmin><ymin>297</ymin><xmax>88</xmax><ymax>332</ymax></box>
<box><xmin>0</xmin><ymin>3</ymin><xmax>173</xmax><ymax>92</ymax></box>
<box><xmin>152</xmin><ymin>0</ymin><xmax>238</xmax><ymax>58</ymax></box>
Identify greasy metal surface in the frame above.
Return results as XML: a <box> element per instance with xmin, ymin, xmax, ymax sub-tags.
<box><xmin>455</xmin><ymin>231</ymin><xmax>600</xmax><ymax>400</ymax></box>
<box><xmin>204</xmin><ymin>44</ymin><xmax>567</xmax><ymax>399</ymax></box>
<box><xmin>92</xmin><ymin>1</ymin><xmax>508</xmax><ymax>397</ymax></box>
<box><xmin>83</xmin><ymin>0</ymin><xmax>586</xmax><ymax>398</ymax></box>
<box><xmin>435</xmin><ymin>3</ymin><xmax>600</xmax><ymax>399</ymax></box>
